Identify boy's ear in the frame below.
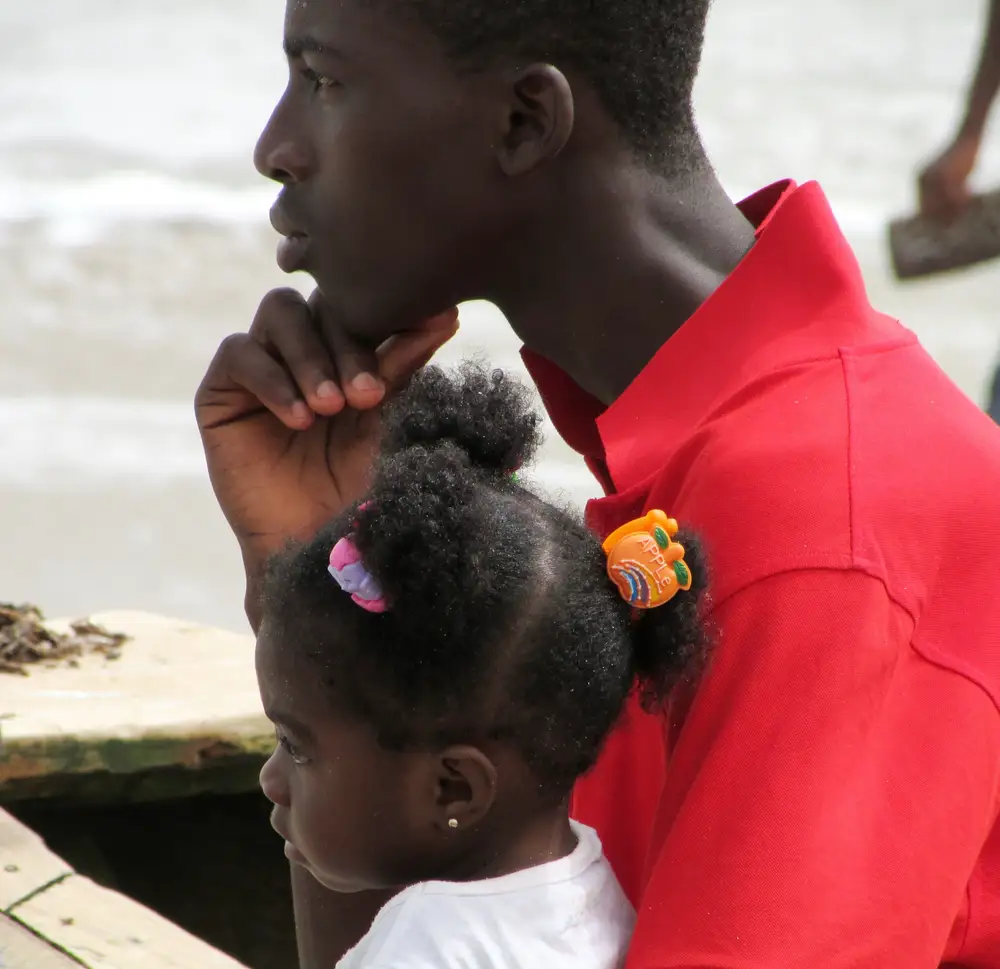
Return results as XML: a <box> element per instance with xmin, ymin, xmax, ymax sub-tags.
<box><xmin>495</xmin><ymin>63</ymin><xmax>575</xmax><ymax>177</ymax></box>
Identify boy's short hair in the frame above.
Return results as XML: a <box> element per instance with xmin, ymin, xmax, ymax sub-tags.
<box><xmin>401</xmin><ymin>0</ymin><xmax>711</xmax><ymax>168</ymax></box>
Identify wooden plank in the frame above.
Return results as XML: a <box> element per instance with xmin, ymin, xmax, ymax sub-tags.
<box><xmin>0</xmin><ymin>810</ymin><xmax>72</xmax><ymax>911</ymax></box>
<box><xmin>0</xmin><ymin>612</ymin><xmax>272</xmax><ymax>802</ymax></box>
<box><xmin>0</xmin><ymin>911</ymin><xmax>82</xmax><ymax>969</ymax></box>
<box><xmin>10</xmin><ymin>872</ymin><xmax>249</xmax><ymax>969</ymax></box>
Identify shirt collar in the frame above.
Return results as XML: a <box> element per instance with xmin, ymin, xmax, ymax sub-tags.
<box><xmin>522</xmin><ymin>179</ymin><xmax>878</xmax><ymax>492</ymax></box>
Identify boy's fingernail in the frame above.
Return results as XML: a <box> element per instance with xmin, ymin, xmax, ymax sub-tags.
<box><xmin>352</xmin><ymin>373</ymin><xmax>382</xmax><ymax>393</ymax></box>
<box><xmin>317</xmin><ymin>380</ymin><xmax>341</xmax><ymax>400</ymax></box>
<box><xmin>291</xmin><ymin>401</ymin><xmax>311</xmax><ymax>423</ymax></box>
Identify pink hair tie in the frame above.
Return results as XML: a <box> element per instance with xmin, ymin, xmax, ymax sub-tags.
<box><xmin>328</xmin><ymin>537</ymin><xmax>388</xmax><ymax>614</ymax></box>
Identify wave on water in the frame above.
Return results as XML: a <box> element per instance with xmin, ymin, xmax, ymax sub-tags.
<box><xmin>0</xmin><ymin>169</ymin><xmax>895</xmax><ymax>244</ymax></box>
<box><xmin>0</xmin><ymin>396</ymin><xmax>599</xmax><ymax>502</ymax></box>
<box><xmin>0</xmin><ymin>172</ymin><xmax>275</xmax><ymax>244</ymax></box>
<box><xmin>0</xmin><ymin>397</ymin><xmax>206</xmax><ymax>486</ymax></box>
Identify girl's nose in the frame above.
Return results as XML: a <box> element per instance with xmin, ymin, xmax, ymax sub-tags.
<box><xmin>259</xmin><ymin>748</ymin><xmax>290</xmax><ymax>807</ymax></box>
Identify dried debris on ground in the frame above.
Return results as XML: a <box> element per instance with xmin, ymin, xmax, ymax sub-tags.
<box><xmin>0</xmin><ymin>603</ymin><xmax>129</xmax><ymax>676</ymax></box>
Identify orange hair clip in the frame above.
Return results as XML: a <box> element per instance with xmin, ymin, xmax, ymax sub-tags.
<box><xmin>602</xmin><ymin>510</ymin><xmax>692</xmax><ymax>610</ymax></box>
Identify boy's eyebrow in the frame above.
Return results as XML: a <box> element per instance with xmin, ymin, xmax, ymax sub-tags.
<box><xmin>283</xmin><ymin>35</ymin><xmax>344</xmax><ymax>59</ymax></box>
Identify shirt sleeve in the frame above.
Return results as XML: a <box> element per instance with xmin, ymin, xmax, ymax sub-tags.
<box><xmin>627</xmin><ymin>568</ymin><xmax>1000</xmax><ymax>969</ymax></box>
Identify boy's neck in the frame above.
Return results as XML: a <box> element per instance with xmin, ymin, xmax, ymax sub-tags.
<box><xmin>496</xmin><ymin>163</ymin><xmax>755</xmax><ymax>407</ymax></box>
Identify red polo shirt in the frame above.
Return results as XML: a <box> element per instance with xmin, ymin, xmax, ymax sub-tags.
<box><xmin>523</xmin><ymin>181</ymin><xmax>1000</xmax><ymax>967</ymax></box>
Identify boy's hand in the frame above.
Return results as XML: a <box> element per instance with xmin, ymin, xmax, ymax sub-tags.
<box><xmin>195</xmin><ymin>288</ymin><xmax>459</xmax><ymax>564</ymax></box>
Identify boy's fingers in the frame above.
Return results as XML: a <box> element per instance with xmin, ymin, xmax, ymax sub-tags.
<box><xmin>250</xmin><ymin>288</ymin><xmax>345</xmax><ymax>414</ymax></box>
<box><xmin>197</xmin><ymin>333</ymin><xmax>313</xmax><ymax>431</ymax></box>
<box><xmin>308</xmin><ymin>290</ymin><xmax>385</xmax><ymax>410</ymax></box>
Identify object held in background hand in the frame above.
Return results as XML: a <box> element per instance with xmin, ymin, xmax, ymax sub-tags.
<box><xmin>888</xmin><ymin>186</ymin><xmax>1000</xmax><ymax>281</ymax></box>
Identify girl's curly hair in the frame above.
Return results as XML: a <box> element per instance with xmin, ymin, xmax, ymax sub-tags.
<box><xmin>262</xmin><ymin>363</ymin><xmax>709</xmax><ymax>797</ymax></box>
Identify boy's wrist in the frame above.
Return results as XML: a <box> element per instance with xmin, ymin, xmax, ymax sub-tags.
<box><xmin>241</xmin><ymin>542</ymin><xmax>270</xmax><ymax>634</ymax></box>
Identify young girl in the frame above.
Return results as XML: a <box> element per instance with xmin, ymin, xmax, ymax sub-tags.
<box><xmin>255</xmin><ymin>364</ymin><xmax>708</xmax><ymax>969</ymax></box>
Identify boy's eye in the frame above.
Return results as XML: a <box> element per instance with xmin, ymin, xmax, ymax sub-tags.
<box><xmin>300</xmin><ymin>66</ymin><xmax>339</xmax><ymax>93</ymax></box>
<box><xmin>275</xmin><ymin>728</ymin><xmax>310</xmax><ymax>766</ymax></box>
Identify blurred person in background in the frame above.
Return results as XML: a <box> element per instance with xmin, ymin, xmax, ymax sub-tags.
<box><xmin>918</xmin><ymin>0</ymin><xmax>1000</xmax><ymax>417</ymax></box>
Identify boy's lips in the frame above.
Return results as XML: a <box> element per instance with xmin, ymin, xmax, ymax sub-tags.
<box><xmin>269</xmin><ymin>199</ymin><xmax>303</xmax><ymax>237</ymax></box>
<box><xmin>276</xmin><ymin>235</ymin><xmax>311</xmax><ymax>273</ymax></box>
<box><xmin>269</xmin><ymin>201</ymin><xmax>311</xmax><ymax>273</ymax></box>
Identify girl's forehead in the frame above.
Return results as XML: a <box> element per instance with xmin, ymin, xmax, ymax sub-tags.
<box><xmin>256</xmin><ymin>620</ymin><xmax>372</xmax><ymax>741</ymax></box>
<box><xmin>255</xmin><ymin>623</ymin><xmax>316</xmax><ymax>707</ymax></box>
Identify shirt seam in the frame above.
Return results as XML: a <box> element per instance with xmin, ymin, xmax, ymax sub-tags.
<box><xmin>909</xmin><ymin>636</ymin><xmax>1000</xmax><ymax>721</ymax></box>
<box><xmin>601</xmin><ymin>353</ymin><xmax>847</xmax><ymax>476</ymax></box>
<box><xmin>838</xmin><ymin>333</ymin><xmax>915</xmax><ymax>359</ymax></box>
<box><xmin>906</xmin><ymin>647</ymin><xmax>1000</xmax><ymax>964</ymax></box>
<box><xmin>960</xmin><ymin>875</ymin><xmax>975</xmax><ymax>961</ymax></box>
<box><xmin>840</xmin><ymin>348</ymin><xmax>858</xmax><ymax>565</ymax></box>
<box><xmin>597</xmin><ymin>336</ymin><xmax>917</xmax><ymax>494</ymax></box>
<box><xmin>705</xmin><ymin>557</ymin><xmax>892</xmax><ymax>617</ymax></box>
<box><xmin>694</xmin><ymin>337</ymin><xmax>951</xmax><ymax>640</ymax></box>
<box><xmin>375</xmin><ymin>826</ymin><xmax>603</xmax><ymax>903</ymax></box>
<box><xmin>678</xmin><ymin>567</ymin><xmax>997</xmax><ymax>966</ymax></box>
<box><xmin>414</xmin><ymin>861</ymin><xmax>597</xmax><ymax>898</ymax></box>
<box><xmin>709</xmin><ymin>564</ymin><xmax>1000</xmax><ymax>727</ymax></box>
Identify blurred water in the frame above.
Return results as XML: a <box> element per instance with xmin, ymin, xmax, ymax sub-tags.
<box><xmin>1</xmin><ymin>0</ymin><xmax>998</xmax><ymax>631</ymax></box>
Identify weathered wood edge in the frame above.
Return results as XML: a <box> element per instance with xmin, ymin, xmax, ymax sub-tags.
<box><xmin>0</xmin><ymin>911</ymin><xmax>84</xmax><ymax>968</ymax></box>
<box><xmin>1</xmin><ymin>721</ymin><xmax>274</xmax><ymax>783</ymax></box>
<box><xmin>0</xmin><ymin>722</ymin><xmax>274</xmax><ymax>804</ymax></box>
<box><xmin>1</xmin><ymin>809</ymin><xmax>251</xmax><ymax>968</ymax></box>
<box><xmin>1</xmin><ymin>610</ymin><xmax>271</xmax><ymax>803</ymax></box>
<box><xmin>0</xmin><ymin>808</ymin><xmax>73</xmax><ymax>911</ymax></box>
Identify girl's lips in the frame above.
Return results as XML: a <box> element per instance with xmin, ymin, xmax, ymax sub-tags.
<box><xmin>284</xmin><ymin>840</ymin><xmax>307</xmax><ymax>864</ymax></box>
<box><xmin>271</xmin><ymin>815</ymin><xmax>307</xmax><ymax>863</ymax></box>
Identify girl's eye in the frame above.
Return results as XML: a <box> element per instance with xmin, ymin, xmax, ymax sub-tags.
<box><xmin>275</xmin><ymin>728</ymin><xmax>310</xmax><ymax>765</ymax></box>
<box><xmin>300</xmin><ymin>67</ymin><xmax>339</xmax><ymax>93</ymax></box>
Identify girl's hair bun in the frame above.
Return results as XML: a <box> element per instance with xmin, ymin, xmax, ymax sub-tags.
<box><xmin>381</xmin><ymin>363</ymin><xmax>542</xmax><ymax>477</ymax></box>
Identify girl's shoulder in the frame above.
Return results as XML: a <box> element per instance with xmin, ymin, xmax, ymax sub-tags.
<box><xmin>338</xmin><ymin>825</ymin><xmax>635</xmax><ymax>969</ymax></box>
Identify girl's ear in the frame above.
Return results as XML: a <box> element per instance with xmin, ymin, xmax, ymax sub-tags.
<box><xmin>431</xmin><ymin>745</ymin><xmax>498</xmax><ymax>832</ymax></box>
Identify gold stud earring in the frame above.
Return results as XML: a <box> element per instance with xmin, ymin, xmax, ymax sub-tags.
<box><xmin>447</xmin><ymin>818</ymin><xmax>459</xmax><ymax>830</ymax></box>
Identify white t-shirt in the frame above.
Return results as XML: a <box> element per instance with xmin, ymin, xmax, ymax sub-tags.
<box><xmin>337</xmin><ymin>821</ymin><xmax>635</xmax><ymax>969</ymax></box>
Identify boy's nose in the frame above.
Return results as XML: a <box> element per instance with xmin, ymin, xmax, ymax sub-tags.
<box><xmin>253</xmin><ymin>100</ymin><xmax>313</xmax><ymax>185</ymax></box>
<box><xmin>254</xmin><ymin>134</ymin><xmax>312</xmax><ymax>185</ymax></box>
